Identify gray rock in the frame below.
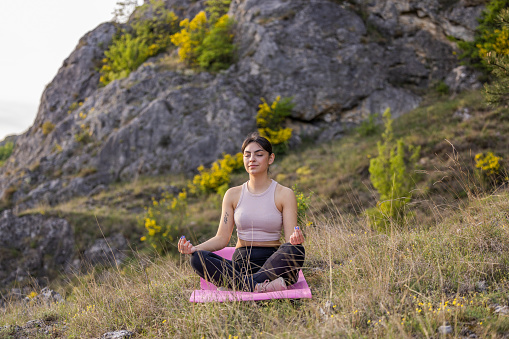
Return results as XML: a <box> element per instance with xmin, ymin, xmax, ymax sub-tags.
<box><xmin>23</xmin><ymin>320</ymin><xmax>45</xmax><ymax>329</ymax></box>
<box><xmin>39</xmin><ymin>287</ymin><xmax>64</xmax><ymax>304</ymax></box>
<box><xmin>0</xmin><ymin>210</ymin><xmax>74</xmax><ymax>290</ymax></box>
<box><xmin>453</xmin><ymin>107</ymin><xmax>472</xmax><ymax>121</ymax></box>
<box><xmin>445</xmin><ymin>66</ymin><xmax>482</xmax><ymax>93</ymax></box>
<box><xmin>101</xmin><ymin>330</ymin><xmax>135</xmax><ymax>339</ymax></box>
<box><xmin>476</xmin><ymin>280</ymin><xmax>487</xmax><ymax>292</ymax></box>
<box><xmin>83</xmin><ymin>233</ymin><xmax>128</xmax><ymax>267</ymax></box>
<box><xmin>494</xmin><ymin>305</ymin><xmax>509</xmax><ymax>315</ymax></box>
<box><xmin>438</xmin><ymin>325</ymin><xmax>453</xmax><ymax>334</ymax></box>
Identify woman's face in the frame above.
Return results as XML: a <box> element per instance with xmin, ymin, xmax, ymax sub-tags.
<box><xmin>243</xmin><ymin>142</ymin><xmax>274</xmax><ymax>175</ymax></box>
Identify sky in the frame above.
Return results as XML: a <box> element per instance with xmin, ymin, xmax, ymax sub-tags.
<box><xmin>0</xmin><ymin>0</ymin><xmax>142</xmax><ymax>141</ymax></box>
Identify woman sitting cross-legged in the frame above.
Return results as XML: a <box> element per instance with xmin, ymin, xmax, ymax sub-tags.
<box><xmin>178</xmin><ymin>132</ymin><xmax>305</xmax><ymax>292</ymax></box>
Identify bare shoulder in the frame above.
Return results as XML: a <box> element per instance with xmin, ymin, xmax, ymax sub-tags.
<box><xmin>275</xmin><ymin>183</ymin><xmax>296</xmax><ymax>200</ymax></box>
<box><xmin>224</xmin><ymin>185</ymin><xmax>243</xmax><ymax>207</ymax></box>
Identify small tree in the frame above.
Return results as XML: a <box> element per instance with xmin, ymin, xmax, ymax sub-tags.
<box><xmin>368</xmin><ymin>108</ymin><xmax>420</xmax><ymax>231</ymax></box>
<box><xmin>483</xmin><ymin>9</ymin><xmax>509</xmax><ymax>105</ymax></box>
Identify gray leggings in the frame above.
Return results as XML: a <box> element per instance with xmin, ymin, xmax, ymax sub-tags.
<box><xmin>190</xmin><ymin>243</ymin><xmax>305</xmax><ymax>292</ymax></box>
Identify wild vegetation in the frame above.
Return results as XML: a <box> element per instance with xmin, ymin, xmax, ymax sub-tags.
<box><xmin>458</xmin><ymin>0</ymin><xmax>509</xmax><ymax>70</ymax></box>
<box><xmin>2</xmin><ymin>86</ymin><xmax>509</xmax><ymax>337</ymax></box>
<box><xmin>0</xmin><ymin>141</ymin><xmax>14</xmax><ymax>167</ymax></box>
<box><xmin>100</xmin><ymin>0</ymin><xmax>180</xmax><ymax>85</ymax></box>
<box><xmin>4</xmin><ymin>2</ymin><xmax>509</xmax><ymax>337</ymax></box>
<box><xmin>170</xmin><ymin>10</ymin><xmax>235</xmax><ymax>71</ymax></box>
<box><xmin>256</xmin><ymin>96</ymin><xmax>294</xmax><ymax>154</ymax></box>
<box><xmin>100</xmin><ymin>0</ymin><xmax>235</xmax><ymax>85</ymax></box>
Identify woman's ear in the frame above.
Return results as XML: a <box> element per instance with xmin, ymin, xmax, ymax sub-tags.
<box><xmin>268</xmin><ymin>153</ymin><xmax>275</xmax><ymax>165</ymax></box>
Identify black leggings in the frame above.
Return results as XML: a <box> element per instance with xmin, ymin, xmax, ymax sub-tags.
<box><xmin>190</xmin><ymin>243</ymin><xmax>305</xmax><ymax>292</ymax></box>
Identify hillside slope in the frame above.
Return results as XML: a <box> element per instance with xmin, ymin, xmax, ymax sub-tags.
<box><xmin>0</xmin><ymin>0</ymin><xmax>482</xmax><ymax>212</ymax></box>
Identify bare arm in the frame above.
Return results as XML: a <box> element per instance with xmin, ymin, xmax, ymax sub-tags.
<box><xmin>280</xmin><ymin>186</ymin><xmax>304</xmax><ymax>245</ymax></box>
<box><xmin>178</xmin><ymin>188</ymin><xmax>237</xmax><ymax>254</ymax></box>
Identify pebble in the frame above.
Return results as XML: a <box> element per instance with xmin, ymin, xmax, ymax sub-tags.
<box><xmin>438</xmin><ymin>325</ymin><xmax>453</xmax><ymax>335</ymax></box>
<box><xmin>101</xmin><ymin>330</ymin><xmax>135</xmax><ymax>339</ymax></box>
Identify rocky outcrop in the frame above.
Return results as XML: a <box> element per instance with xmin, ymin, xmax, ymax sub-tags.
<box><xmin>0</xmin><ymin>0</ymin><xmax>484</xmax><ymax>210</ymax></box>
<box><xmin>83</xmin><ymin>233</ymin><xmax>128</xmax><ymax>268</ymax></box>
<box><xmin>0</xmin><ymin>210</ymin><xmax>74</xmax><ymax>289</ymax></box>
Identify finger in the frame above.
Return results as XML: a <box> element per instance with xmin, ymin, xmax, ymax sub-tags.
<box><xmin>179</xmin><ymin>236</ymin><xmax>186</xmax><ymax>252</ymax></box>
<box><xmin>290</xmin><ymin>234</ymin><xmax>296</xmax><ymax>245</ymax></box>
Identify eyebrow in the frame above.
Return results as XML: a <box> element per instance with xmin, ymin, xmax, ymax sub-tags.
<box><xmin>244</xmin><ymin>149</ymin><xmax>264</xmax><ymax>153</ymax></box>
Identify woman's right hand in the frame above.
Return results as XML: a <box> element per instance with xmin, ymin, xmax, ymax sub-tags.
<box><xmin>178</xmin><ymin>236</ymin><xmax>197</xmax><ymax>254</ymax></box>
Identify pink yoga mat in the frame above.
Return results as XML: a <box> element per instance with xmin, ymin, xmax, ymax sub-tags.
<box><xmin>189</xmin><ymin>247</ymin><xmax>312</xmax><ymax>303</ymax></box>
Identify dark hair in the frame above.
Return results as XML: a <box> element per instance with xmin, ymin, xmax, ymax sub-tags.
<box><xmin>241</xmin><ymin>132</ymin><xmax>273</xmax><ymax>154</ymax></box>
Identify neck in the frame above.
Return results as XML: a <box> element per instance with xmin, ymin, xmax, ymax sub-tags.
<box><xmin>248</xmin><ymin>174</ymin><xmax>272</xmax><ymax>193</ymax></box>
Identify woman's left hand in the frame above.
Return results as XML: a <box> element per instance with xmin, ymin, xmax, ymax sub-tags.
<box><xmin>290</xmin><ymin>226</ymin><xmax>304</xmax><ymax>245</ymax></box>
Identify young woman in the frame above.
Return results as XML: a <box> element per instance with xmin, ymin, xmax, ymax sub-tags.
<box><xmin>177</xmin><ymin>133</ymin><xmax>305</xmax><ymax>292</ymax></box>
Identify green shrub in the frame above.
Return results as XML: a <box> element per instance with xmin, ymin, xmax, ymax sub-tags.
<box><xmin>483</xmin><ymin>9</ymin><xmax>509</xmax><ymax>105</ymax></box>
<box><xmin>100</xmin><ymin>0</ymin><xmax>179</xmax><ymax>85</ymax></box>
<box><xmin>367</xmin><ymin>108</ymin><xmax>420</xmax><ymax>231</ymax></box>
<box><xmin>74</xmin><ymin>124</ymin><xmax>93</xmax><ymax>144</ymax></box>
<box><xmin>42</xmin><ymin>121</ymin><xmax>55</xmax><ymax>136</ymax></box>
<box><xmin>0</xmin><ymin>142</ymin><xmax>14</xmax><ymax>167</ymax></box>
<box><xmin>356</xmin><ymin>113</ymin><xmax>379</xmax><ymax>137</ymax></box>
<box><xmin>256</xmin><ymin>96</ymin><xmax>294</xmax><ymax>154</ymax></box>
<box><xmin>293</xmin><ymin>184</ymin><xmax>311</xmax><ymax>225</ymax></box>
<box><xmin>457</xmin><ymin>0</ymin><xmax>509</xmax><ymax>70</ymax></box>
<box><xmin>140</xmin><ymin>190</ymin><xmax>187</xmax><ymax>253</ymax></box>
<box><xmin>196</xmin><ymin>15</ymin><xmax>235</xmax><ymax>71</ymax></box>
<box><xmin>170</xmin><ymin>11</ymin><xmax>235</xmax><ymax>71</ymax></box>
<box><xmin>435</xmin><ymin>80</ymin><xmax>450</xmax><ymax>95</ymax></box>
<box><xmin>205</xmin><ymin>0</ymin><xmax>232</xmax><ymax>23</ymax></box>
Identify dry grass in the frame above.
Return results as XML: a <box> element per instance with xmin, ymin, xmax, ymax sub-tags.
<box><xmin>3</xmin><ymin>90</ymin><xmax>509</xmax><ymax>337</ymax></box>
<box><xmin>2</xmin><ymin>174</ymin><xmax>509</xmax><ymax>337</ymax></box>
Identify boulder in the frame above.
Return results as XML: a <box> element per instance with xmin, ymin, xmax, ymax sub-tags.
<box><xmin>0</xmin><ymin>210</ymin><xmax>74</xmax><ymax>290</ymax></box>
<box><xmin>83</xmin><ymin>233</ymin><xmax>128</xmax><ymax>268</ymax></box>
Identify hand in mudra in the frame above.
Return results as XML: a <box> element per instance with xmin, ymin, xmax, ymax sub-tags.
<box><xmin>290</xmin><ymin>226</ymin><xmax>304</xmax><ymax>245</ymax></box>
<box><xmin>178</xmin><ymin>236</ymin><xmax>197</xmax><ymax>254</ymax></box>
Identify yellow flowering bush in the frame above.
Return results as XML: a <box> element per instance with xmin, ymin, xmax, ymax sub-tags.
<box><xmin>170</xmin><ymin>11</ymin><xmax>234</xmax><ymax>71</ymax></box>
<box><xmin>42</xmin><ymin>121</ymin><xmax>55</xmax><ymax>136</ymax></box>
<box><xmin>188</xmin><ymin>153</ymin><xmax>243</xmax><ymax>195</ymax></box>
<box><xmin>256</xmin><ymin>96</ymin><xmax>294</xmax><ymax>154</ymax></box>
<box><xmin>170</xmin><ymin>11</ymin><xmax>208</xmax><ymax>65</ymax></box>
<box><xmin>458</xmin><ymin>0</ymin><xmax>509</xmax><ymax>69</ymax></box>
<box><xmin>74</xmin><ymin>124</ymin><xmax>93</xmax><ymax>144</ymax></box>
<box><xmin>477</xmin><ymin>27</ymin><xmax>509</xmax><ymax>59</ymax></box>
<box><xmin>474</xmin><ymin>152</ymin><xmax>506</xmax><ymax>186</ymax></box>
<box><xmin>205</xmin><ymin>0</ymin><xmax>232</xmax><ymax>23</ymax></box>
<box><xmin>100</xmin><ymin>0</ymin><xmax>179</xmax><ymax>85</ymax></box>
<box><xmin>141</xmin><ymin>190</ymin><xmax>188</xmax><ymax>253</ymax></box>
<box><xmin>293</xmin><ymin>184</ymin><xmax>311</xmax><ymax>225</ymax></box>
<box><xmin>475</xmin><ymin>152</ymin><xmax>501</xmax><ymax>176</ymax></box>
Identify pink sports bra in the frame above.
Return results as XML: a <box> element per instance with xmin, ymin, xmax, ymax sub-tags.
<box><xmin>234</xmin><ymin>180</ymin><xmax>283</xmax><ymax>242</ymax></box>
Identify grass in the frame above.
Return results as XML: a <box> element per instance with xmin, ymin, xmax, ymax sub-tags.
<box><xmin>2</xmin><ymin>89</ymin><xmax>509</xmax><ymax>337</ymax></box>
<box><xmin>1</xmin><ymin>188</ymin><xmax>509</xmax><ymax>337</ymax></box>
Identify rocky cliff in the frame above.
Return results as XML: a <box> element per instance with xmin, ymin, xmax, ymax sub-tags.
<box><xmin>0</xmin><ymin>0</ymin><xmax>488</xmax><ymax>296</ymax></box>
<box><xmin>0</xmin><ymin>0</ymin><xmax>483</xmax><ymax>212</ymax></box>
